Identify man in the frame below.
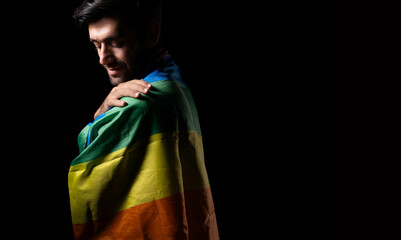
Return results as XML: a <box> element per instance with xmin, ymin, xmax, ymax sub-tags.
<box><xmin>69</xmin><ymin>0</ymin><xmax>219</xmax><ymax>239</ymax></box>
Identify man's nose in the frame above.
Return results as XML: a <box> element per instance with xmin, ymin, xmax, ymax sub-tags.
<box><xmin>99</xmin><ymin>45</ymin><xmax>114</xmax><ymax>66</ymax></box>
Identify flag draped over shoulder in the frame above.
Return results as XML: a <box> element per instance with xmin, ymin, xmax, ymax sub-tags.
<box><xmin>68</xmin><ymin>55</ymin><xmax>219</xmax><ymax>240</ymax></box>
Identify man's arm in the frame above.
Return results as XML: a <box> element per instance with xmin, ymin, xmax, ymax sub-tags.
<box><xmin>94</xmin><ymin>79</ymin><xmax>152</xmax><ymax>119</ymax></box>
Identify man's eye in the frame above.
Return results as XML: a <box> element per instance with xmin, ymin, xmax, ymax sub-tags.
<box><xmin>111</xmin><ymin>41</ymin><xmax>124</xmax><ymax>48</ymax></box>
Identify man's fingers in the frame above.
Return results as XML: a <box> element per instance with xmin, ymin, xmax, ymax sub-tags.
<box><xmin>125</xmin><ymin>82</ymin><xmax>151</xmax><ymax>94</ymax></box>
<box><xmin>131</xmin><ymin>79</ymin><xmax>152</xmax><ymax>88</ymax></box>
<box><xmin>94</xmin><ymin>98</ymin><xmax>126</xmax><ymax>119</ymax></box>
<box><xmin>119</xmin><ymin>79</ymin><xmax>152</xmax><ymax>94</ymax></box>
<box><xmin>94</xmin><ymin>79</ymin><xmax>152</xmax><ymax>120</ymax></box>
<box><xmin>95</xmin><ymin>88</ymin><xmax>139</xmax><ymax>117</ymax></box>
<box><xmin>113</xmin><ymin>88</ymin><xmax>142</xmax><ymax>99</ymax></box>
<box><xmin>107</xmin><ymin>98</ymin><xmax>127</xmax><ymax>107</ymax></box>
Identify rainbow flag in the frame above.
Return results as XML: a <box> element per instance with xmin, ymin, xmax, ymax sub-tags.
<box><xmin>68</xmin><ymin>56</ymin><xmax>219</xmax><ymax>239</ymax></box>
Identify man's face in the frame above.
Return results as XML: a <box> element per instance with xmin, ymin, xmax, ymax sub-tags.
<box><xmin>88</xmin><ymin>17</ymin><xmax>145</xmax><ymax>86</ymax></box>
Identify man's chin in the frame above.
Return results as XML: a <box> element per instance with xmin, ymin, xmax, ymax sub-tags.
<box><xmin>109</xmin><ymin>74</ymin><xmax>128</xmax><ymax>86</ymax></box>
<box><xmin>108</xmin><ymin>70</ymin><xmax>135</xmax><ymax>86</ymax></box>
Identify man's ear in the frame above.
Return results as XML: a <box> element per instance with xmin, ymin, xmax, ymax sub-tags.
<box><xmin>148</xmin><ymin>20</ymin><xmax>160</xmax><ymax>47</ymax></box>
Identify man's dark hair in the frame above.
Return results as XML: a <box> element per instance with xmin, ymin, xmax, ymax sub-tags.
<box><xmin>73</xmin><ymin>0</ymin><xmax>162</xmax><ymax>40</ymax></box>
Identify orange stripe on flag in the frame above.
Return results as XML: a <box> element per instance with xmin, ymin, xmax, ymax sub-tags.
<box><xmin>72</xmin><ymin>188</ymin><xmax>218</xmax><ymax>240</ymax></box>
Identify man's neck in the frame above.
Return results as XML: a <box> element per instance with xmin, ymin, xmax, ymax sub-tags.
<box><xmin>141</xmin><ymin>48</ymin><xmax>168</xmax><ymax>78</ymax></box>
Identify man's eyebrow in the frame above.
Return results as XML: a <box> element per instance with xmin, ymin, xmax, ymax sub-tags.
<box><xmin>89</xmin><ymin>34</ymin><xmax>124</xmax><ymax>43</ymax></box>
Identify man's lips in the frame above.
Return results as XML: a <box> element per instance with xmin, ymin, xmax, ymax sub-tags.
<box><xmin>107</xmin><ymin>65</ymin><xmax>124</xmax><ymax>74</ymax></box>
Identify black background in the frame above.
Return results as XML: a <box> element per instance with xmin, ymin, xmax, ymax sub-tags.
<box><xmin>336</xmin><ymin>1</ymin><xmax>401</xmax><ymax>239</ymax></box>
<box><xmin>2</xmin><ymin>1</ymin><xmax>334</xmax><ymax>239</ymax></box>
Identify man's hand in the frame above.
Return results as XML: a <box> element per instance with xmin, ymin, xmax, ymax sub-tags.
<box><xmin>94</xmin><ymin>79</ymin><xmax>152</xmax><ymax>119</ymax></box>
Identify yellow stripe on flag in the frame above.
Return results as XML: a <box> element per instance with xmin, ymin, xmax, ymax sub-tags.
<box><xmin>68</xmin><ymin>130</ymin><xmax>209</xmax><ymax>225</ymax></box>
